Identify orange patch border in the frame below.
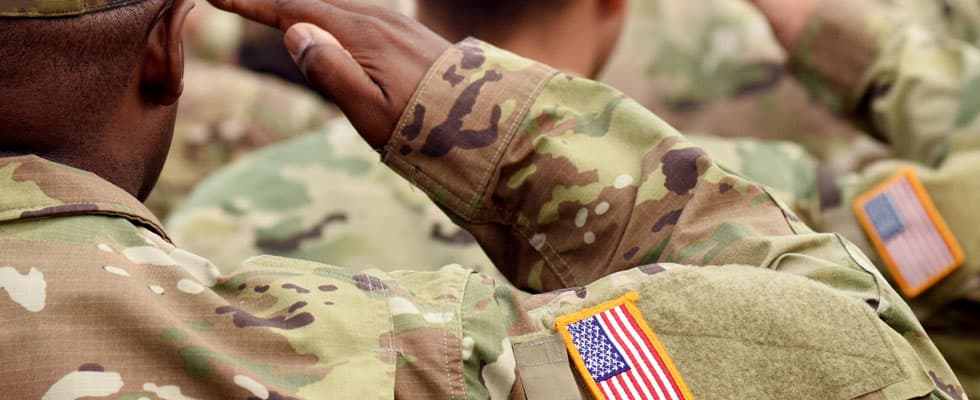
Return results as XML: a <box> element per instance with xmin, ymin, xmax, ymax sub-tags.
<box><xmin>554</xmin><ymin>292</ymin><xmax>695</xmax><ymax>400</ymax></box>
<box><xmin>852</xmin><ymin>168</ymin><xmax>964</xmax><ymax>298</ymax></box>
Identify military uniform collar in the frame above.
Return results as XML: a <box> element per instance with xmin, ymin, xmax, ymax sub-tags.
<box><xmin>0</xmin><ymin>155</ymin><xmax>171</xmax><ymax>242</ymax></box>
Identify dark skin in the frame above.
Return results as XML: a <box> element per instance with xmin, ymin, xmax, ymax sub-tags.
<box><xmin>105</xmin><ymin>0</ymin><xmax>195</xmax><ymax>200</ymax></box>
<box><xmin>206</xmin><ymin>0</ymin><xmax>452</xmax><ymax>149</ymax></box>
<box><xmin>415</xmin><ymin>0</ymin><xmax>628</xmax><ymax>79</ymax></box>
<box><xmin>0</xmin><ymin>0</ymin><xmax>193</xmax><ymax>201</ymax></box>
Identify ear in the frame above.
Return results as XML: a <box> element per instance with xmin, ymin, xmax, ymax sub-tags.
<box><xmin>142</xmin><ymin>0</ymin><xmax>195</xmax><ymax>106</ymax></box>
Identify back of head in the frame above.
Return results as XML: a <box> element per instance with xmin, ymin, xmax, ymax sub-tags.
<box><xmin>0</xmin><ymin>0</ymin><xmax>194</xmax><ymax>200</ymax></box>
<box><xmin>416</xmin><ymin>0</ymin><xmax>571</xmax><ymax>43</ymax></box>
<box><xmin>0</xmin><ymin>0</ymin><xmax>162</xmax><ymax>143</ymax></box>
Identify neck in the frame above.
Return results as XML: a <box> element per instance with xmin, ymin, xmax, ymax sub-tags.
<box><xmin>0</xmin><ymin>102</ymin><xmax>174</xmax><ymax>202</ymax></box>
<box><xmin>418</xmin><ymin>8</ymin><xmax>599</xmax><ymax>78</ymax></box>
<box><xmin>494</xmin><ymin>28</ymin><xmax>597</xmax><ymax>78</ymax></box>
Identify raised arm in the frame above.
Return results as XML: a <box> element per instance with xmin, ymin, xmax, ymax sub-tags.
<box><xmin>753</xmin><ymin>0</ymin><xmax>980</xmax><ymax>165</ymax></box>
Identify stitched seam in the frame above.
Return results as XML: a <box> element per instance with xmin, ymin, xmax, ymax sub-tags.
<box><xmin>0</xmin><ymin>203</ymin><xmax>170</xmax><ymax>241</ymax></box>
<box><xmin>382</xmin><ymin>44</ymin><xmax>452</xmax><ymax>160</ymax></box>
<box><xmin>441</xmin><ymin>280</ymin><xmax>457</xmax><ymax>398</ymax></box>
<box><xmin>513</xmin><ymin>339</ymin><xmax>561</xmax><ymax>350</ymax></box>
<box><xmin>386</xmin><ymin>67</ymin><xmax>558</xmax><ymax>223</ymax></box>
<box><xmin>834</xmin><ymin>233</ymin><xmax>886</xmax><ymax>313</ymax></box>
<box><xmin>473</xmin><ymin>65</ymin><xmax>559</xmax><ymax>216</ymax></box>
<box><xmin>450</xmin><ymin>271</ymin><xmax>469</xmax><ymax>398</ymax></box>
<box><xmin>388</xmin><ymin>158</ymin><xmax>506</xmax><ymax>224</ymax></box>
<box><xmin>513</xmin><ymin>225</ymin><xmax>578</xmax><ymax>287</ymax></box>
<box><xmin>378</xmin><ymin>275</ymin><xmax>400</xmax><ymax>359</ymax></box>
<box><xmin>521</xmin><ymin>360</ymin><xmax>567</xmax><ymax>368</ymax></box>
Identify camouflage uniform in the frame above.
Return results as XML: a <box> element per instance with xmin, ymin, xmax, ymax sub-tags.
<box><xmin>655</xmin><ymin>0</ymin><xmax>980</xmax><ymax>395</ymax></box>
<box><xmin>794</xmin><ymin>0</ymin><xmax>980</xmax><ymax>395</ymax></box>
<box><xmin>597</xmin><ymin>0</ymin><xmax>877</xmax><ymax>165</ymax></box>
<box><xmin>0</xmin><ymin>29</ymin><xmax>965</xmax><ymax>398</ymax></box>
<box><xmin>145</xmin><ymin>60</ymin><xmax>336</xmax><ymax>218</ymax></box>
<box><xmin>166</xmin><ymin>118</ymin><xmax>498</xmax><ymax>279</ymax></box>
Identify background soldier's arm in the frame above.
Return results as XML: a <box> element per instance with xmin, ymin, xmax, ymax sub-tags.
<box><xmin>788</xmin><ymin>0</ymin><xmax>980</xmax><ymax>165</ymax></box>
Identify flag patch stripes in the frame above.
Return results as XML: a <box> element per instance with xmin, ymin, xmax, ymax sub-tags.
<box><xmin>556</xmin><ymin>292</ymin><xmax>693</xmax><ymax>400</ymax></box>
<box><xmin>854</xmin><ymin>168</ymin><xmax>964</xmax><ymax>298</ymax></box>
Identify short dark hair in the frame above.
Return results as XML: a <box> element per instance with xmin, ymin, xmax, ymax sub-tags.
<box><xmin>0</xmin><ymin>0</ymin><xmax>163</xmax><ymax>135</ymax></box>
<box><xmin>417</xmin><ymin>0</ymin><xmax>570</xmax><ymax>42</ymax></box>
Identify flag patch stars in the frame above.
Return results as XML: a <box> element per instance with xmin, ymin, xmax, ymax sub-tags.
<box><xmin>854</xmin><ymin>168</ymin><xmax>964</xmax><ymax>298</ymax></box>
<box><xmin>556</xmin><ymin>292</ymin><xmax>694</xmax><ymax>400</ymax></box>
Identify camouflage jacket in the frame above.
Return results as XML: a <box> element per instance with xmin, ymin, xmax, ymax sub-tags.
<box><xmin>793</xmin><ymin>0</ymin><xmax>980</xmax><ymax>395</ymax></box>
<box><xmin>166</xmin><ymin>118</ymin><xmax>499</xmax><ymax>280</ymax></box>
<box><xmin>146</xmin><ymin>60</ymin><xmax>335</xmax><ymax>219</ymax></box>
<box><xmin>0</xmin><ymin>39</ymin><xmax>962</xmax><ymax>399</ymax></box>
<box><xmin>598</xmin><ymin>0</ymin><xmax>870</xmax><ymax>165</ymax></box>
<box><xmin>784</xmin><ymin>0</ymin><xmax>980</xmax><ymax>318</ymax></box>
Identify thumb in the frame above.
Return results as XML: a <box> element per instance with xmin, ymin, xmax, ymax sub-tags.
<box><xmin>284</xmin><ymin>23</ymin><xmax>389</xmax><ymax>147</ymax></box>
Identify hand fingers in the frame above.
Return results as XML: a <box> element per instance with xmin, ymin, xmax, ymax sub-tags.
<box><xmin>207</xmin><ymin>0</ymin><xmax>350</xmax><ymax>33</ymax></box>
<box><xmin>284</xmin><ymin>23</ymin><xmax>390</xmax><ymax>147</ymax></box>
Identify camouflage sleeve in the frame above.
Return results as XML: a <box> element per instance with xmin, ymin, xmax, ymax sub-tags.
<box><xmin>374</xmin><ymin>39</ymin><xmax>962</xmax><ymax>397</ymax></box>
<box><xmin>790</xmin><ymin>0</ymin><xmax>980</xmax><ymax>166</ymax></box>
<box><xmin>381</xmin><ymin>39</ymin><xmax>865</xmax><ymax>293</ymax></box>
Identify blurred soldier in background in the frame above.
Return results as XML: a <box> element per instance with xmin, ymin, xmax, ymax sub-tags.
<box><xmin>145</xmin><ymin>0</ymin><xmax>414</xmax><ymax>218</ymax></box>
<box><xmin>166</xmin><ymin>0</ymin><xmax>631</xmax><ymax>272</ymax></box>
<box><xmin>170</xmin><ymin>0</ymin><xmax>980</xmax><ymax>394</ymax></box>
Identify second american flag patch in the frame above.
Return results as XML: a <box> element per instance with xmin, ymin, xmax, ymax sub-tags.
<box><xmin>555</xmin><ymin>292</ymin><xmax>694</xmax><ymax>400</ymax></box>
<box><xmin>854</xmin><ymin>168</ymin><xmax>964</xmax><ymax>298</ymax></box>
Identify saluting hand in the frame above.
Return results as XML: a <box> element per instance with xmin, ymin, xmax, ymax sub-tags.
<box><xmin>206</xmin><ymin>0</ymin><xmax>452</xmax><ymax>148</ymax></box>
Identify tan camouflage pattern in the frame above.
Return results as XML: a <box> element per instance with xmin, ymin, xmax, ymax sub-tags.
<box><xmin>597</xmin><ymin>0</ymin><xmax>878</xmax><ymax>165</ymax></box>
<box><xmin>646</xmin><ymin>0</ymin><xmax>980</xmax><ymax>395</ymax></box>
<box><xmin>166</xmin><ymin>118</ymin><xmax>499</xmax><ymax>280</ymax></box>
<box><xmin>380</xmin><ymin>37</ymin><xmax>965</xmax><ymax>398</ymax></box>
<box><xmin>0</xmin><ymin>38</ymin><xmax>965</xmax><ymax>398</ymax></box>
<box><xmin>788</xmin><ymin>0</ymin><xmax>980</xmax><ymax>395</ymax></box>
<box><xmin>146</xmin><ymin>60</ymin><xmax>335</xmax><ymax>218</ymax></box>
<box><xmin>0</xmin><ymin>0</ymin><xmax>146</xmax><ymax>17</ymax></box>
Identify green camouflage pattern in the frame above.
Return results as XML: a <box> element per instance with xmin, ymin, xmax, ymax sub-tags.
<box><xmin>597</xmin><ymin>0</ymin><xmax>874</xmax><ymax>164</ymax></box>
<box><xmin>0</xmin><ymin>0</ymin><xmax>145</xmax><ymax>17</ymax></box>
<box><xmin>0</xmin><ymin>39</ymin><xmax>964</xmax><ymax>398</ymax></box>
<box><xmin>166</xmin><ymin>118</ymin><xmax>498</xmax><ymax>280</ymax></box>
<box><xmin>789</xmin><ymin>0</ymin><xmax>980</xmax><ymax>395</ymax></box>
<box><xmin>634</xmin><ymin>0</ymin><xmax>980</xmax><ymax>395</ymax></box>
<box><xmin>146</xmin><ymin>60</ymin><xmax>335</xmax><ymax>218</ymax></box>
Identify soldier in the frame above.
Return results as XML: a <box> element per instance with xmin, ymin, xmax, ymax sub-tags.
<box><xmin>751</xmin><ymin>0</ymin><xmax>980</xmax><ymax>395</ymax></box>
<box><xmin>173</xmin><ymin>0</ymin><xmax>975</xmax><ymax>395</ymax></box>
<box><xmin>597</xmin><ymin>0</ymin><xmax>872</xmax><ymax>163</ymax></box>
<box><xmin>0</xmin><ymin>1</ymin><xmax>963</xmax><ymax>399</ymax></box>
<box><xmin>165</xmin><ymin>0</ymin><xmax>631</xmax><ymax>272</ymax></box>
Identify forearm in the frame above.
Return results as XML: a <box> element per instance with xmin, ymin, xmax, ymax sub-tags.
<box><xmin>382</xmin><ymin>39</ymin><xmax>875</xmax><ymax>293</ymax></box>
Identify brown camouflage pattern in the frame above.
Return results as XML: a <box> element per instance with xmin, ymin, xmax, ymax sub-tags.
<box><xmin>0</xmin><ymin>0</ymin><xmax>147</xmax><ymax>17</ymax></box>
<box><xmin>147</xmin><ymin>60</ymin><xmax>335</xmax><ymax>218</ymax></box>
<box><xmin>0</xmin><ymin>37</ymin><xmax>965</xmax><ymax>399</ymax></box>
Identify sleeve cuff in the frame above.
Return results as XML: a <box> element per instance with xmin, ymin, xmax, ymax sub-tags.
<box><xmin>382</xmin><ymin>38</ymin><xmax>557</xmax><ymax>223</ymax></box>
<box><xmin>789</xmin><ymin>0</ymin><xmax>895</xmax><ymax>112</ymax></box>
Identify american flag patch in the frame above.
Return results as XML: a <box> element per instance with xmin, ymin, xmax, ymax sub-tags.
<box><xmin>854</xmin><ymin>168</ymin><xmax>964</xmax><ymax>298</ymax></box>
<box><xmin>555</xmin><ymin>292</ymin><xmax>693</xmax><ymax>400</ymax></box>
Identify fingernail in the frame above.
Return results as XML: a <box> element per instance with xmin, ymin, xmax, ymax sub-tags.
<box><xmin>284</xmin><ymin>24</ymin><xmax>314</xmax><ymax>62</ymax></box>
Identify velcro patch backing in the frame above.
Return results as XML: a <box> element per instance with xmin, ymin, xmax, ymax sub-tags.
<box><xmin>555</xmin><ymin>292</ymin><xmax>694</xmax><ymax>400</ymax></box>
<box><xmin>853</xmin><ymin>168</ymin><xmax>963</xmax><ymax>298</ymax></box>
